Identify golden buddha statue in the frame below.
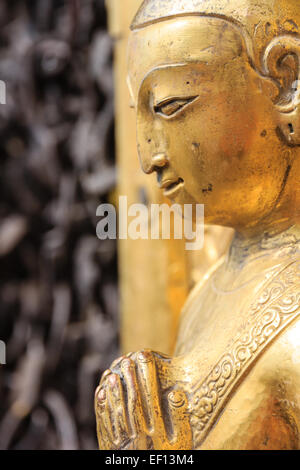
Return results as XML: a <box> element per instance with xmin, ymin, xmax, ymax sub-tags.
<box><xmin>95</xmin><ymin>0</ymin><xmax>300</xmax><ymax>450</ymax></box>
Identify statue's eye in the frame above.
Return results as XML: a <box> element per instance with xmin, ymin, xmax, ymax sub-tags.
<box><xmin>154</xmin><ymin>96</ymin><xmax>198</xmax><ymax>118</ymax></box>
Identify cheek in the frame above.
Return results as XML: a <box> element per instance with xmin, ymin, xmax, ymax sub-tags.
<box><xmin>219</xmin><ymin>109</ymin><xmax>257</xmax><ymax>159</ymax></box>
<box><xmin>162</xmin><ymin>89</ymin><xmax>257</xmax><ymax>180</ymax></box>
<box><xmin>166</xmin><ymin>110</ymin><xmax>227</xmax><ymax>177</ymax></box>
<box><xmin>206</xmin><ymin>92</ymin><xmax>257</xmax><ymax>161</ymax></box>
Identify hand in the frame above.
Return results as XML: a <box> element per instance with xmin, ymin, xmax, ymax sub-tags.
<box><xmin>95</xmin><ymin>349</ymin><xmax>192</xmax><ymax>450</ymax></box>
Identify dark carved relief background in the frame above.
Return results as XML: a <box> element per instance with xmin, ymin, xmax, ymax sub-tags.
<box><xmin>0</xmin><ymin>0</ymin><xmax>119</xmax><ymax>450</ymax></box>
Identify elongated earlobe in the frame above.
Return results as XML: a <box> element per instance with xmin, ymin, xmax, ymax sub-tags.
<box><xmin>263</xmin><ymin>36</ymin><xmax>300</xmax><ymax>145</ymax></box>
<box><xmin>278</xmin><ymin>101</ymin><xmax>300</xmax><ymax>145</ymax></box>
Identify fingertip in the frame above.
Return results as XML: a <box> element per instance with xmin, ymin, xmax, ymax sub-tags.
<box><xmin>95</xmin><ymin>385</ymin><xmax>101</xmax><ymax>396</ymax></box>
<box><xmin>108</xmin><ymin>374</ymin><xmax>118</xmax><ymax>388</ymax></box>
<box><xmin>100</xmin><ymin>368</ymin><xmax>112</xmax><ymax>385</ymax></box>
<box><xmin>111</xmin><ymin>355</ymin><xmax>126</xmax><ymax>369</ymax></box>
<box><xmin>121</xmin><ymin>357</ymin><xmax>134</xmax><ymax>371</ymax></box>
<box><xmin>137</xmin><ymin>349</ymin><xmax>153</xmax><ymax>364</ymax></box>
<box><xmin>97</xmin><ymin>388</ymin><xmax>107</xmax><ymax>404</ymax></box>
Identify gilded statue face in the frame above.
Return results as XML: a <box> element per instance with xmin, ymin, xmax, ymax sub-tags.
<box><xmin>127</xmin><ymin>17</ymin><xmax>289</xmax><ymax>229</ymax></box>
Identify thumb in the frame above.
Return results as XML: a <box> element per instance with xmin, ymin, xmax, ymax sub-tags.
<box><xmin>167</xmin><ymin>390</ymin><xmax>193</xmax><ymax>450</ymax></box>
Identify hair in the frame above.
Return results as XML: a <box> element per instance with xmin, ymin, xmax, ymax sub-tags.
<box><xmin>132</xmin><ymin>0</ymin><xmax>300</xmax><ymax>39</ymax></box>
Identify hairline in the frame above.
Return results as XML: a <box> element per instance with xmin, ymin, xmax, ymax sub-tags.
<box><xmin>131</xmin><ymin>12</ymin><xmax>256</xmax><ymax>71</ymax></box>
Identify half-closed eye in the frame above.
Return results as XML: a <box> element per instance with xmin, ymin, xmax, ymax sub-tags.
<box><xmin>154</xmin><ymin>96</ymin><xmax>198</xmax><ymax>118</ymax></box>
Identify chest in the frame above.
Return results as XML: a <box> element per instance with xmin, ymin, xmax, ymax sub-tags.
<box><xmin>175</xmin><ymin>275</ymin><xmax>262</xmax><ymax>360</ymax></box>
<box><xmin>173</xmin><ymin>260</ymin><xmax>300</xmax><ymax>448</ymax></box>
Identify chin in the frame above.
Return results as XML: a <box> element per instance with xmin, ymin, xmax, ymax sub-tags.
<box><xmin>167</xmin><ymin>188</ymin><xmax>198</xmax><ymax>207</ymax></box>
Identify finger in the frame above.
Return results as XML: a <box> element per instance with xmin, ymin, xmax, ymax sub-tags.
<box><xmin>110</xmin><ymin>355</ymin><xmax>126</xmax><ymax>371</ymax></box>
<box><xmin>94</xmin><ymin>387</ymin><xmax>114</xmax><ymax>450</ymax></box>
<box><xmin>106</xmin><ymin>373</ymin><xmax>130</xmax><ymax>445</ymax></box>
<box><xmin>167</xmin><ymin>390</ymin><xmax>193</xmax><ymax>450</ymax></box>
<box><xmin>99</xmin><ymin>368</ymin><xmax>112</xmax><ymax>387</ymax></box>
<box><xmin>95</xmin><ymin>385</ymin><xmax>116</xmax><ymax>449</ymax></box>
<box><xmin>110</xmin><ymin>353</ymin><xmax>134</xmax><ymax>373</ymax></box>
<box><xmin>94</xmin><ymin>386</ymin><xmax>107</xmax><ymax>416</ymax></box>
<box><xmin>136</xmin><ymin>350</ymin><xmax>163</xmax><ymax>432</ymax></box>
<box><xmin>120</xmin><ymin>358</ymin><xmax>147</xmax><ymax>443</ymax></box>
<box><xmin>96</xmin><ymin>413</ymin><xmax>111</xmax><ymax>450</ymax></box>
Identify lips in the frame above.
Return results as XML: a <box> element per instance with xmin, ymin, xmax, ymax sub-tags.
<box><xmin>161</xmin><ymin>177</ymin><xmax>184</xmax><ymax>196</ymax></box>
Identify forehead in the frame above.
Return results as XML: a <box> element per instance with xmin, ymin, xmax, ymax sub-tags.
<box><xmin>127</xmin><ymin>16</ymin><xmax>244</xmax><ymax>103</ymax></box>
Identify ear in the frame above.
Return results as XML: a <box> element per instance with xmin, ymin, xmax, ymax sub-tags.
<box><xmin>262</xmin><ymin>36</ymin><xmax>300</xmax><ymax>145</ymax></box>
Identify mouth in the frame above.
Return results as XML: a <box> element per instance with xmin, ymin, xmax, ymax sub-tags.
<box><xmin>161</xmin><ymin>177</ymin><xmax>184</xmax><ymax>196</ymax></box>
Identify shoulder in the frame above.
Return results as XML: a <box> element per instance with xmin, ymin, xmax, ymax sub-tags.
<box><xmin>252</xmin><ymin>256</ymin><xmax>300</xmax><ymax>382</ymax></box>
<box><xmin>262</xmin><ymin>315</ymin><xmax>300</xmax><ymax>379</ymax></box>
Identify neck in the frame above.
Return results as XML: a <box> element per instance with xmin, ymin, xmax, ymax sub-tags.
<box><xmin>227</xmin><ymin>223</ymin><xmax>300</xmax><ymax>271</ymax></box>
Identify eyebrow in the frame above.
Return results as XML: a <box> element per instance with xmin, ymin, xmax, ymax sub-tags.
<box><xmin>135</xmin><ymin>63</ymin><xmax>194</xmax><ymax>97</ymax></box>
<box><xmin>130</xmin><ymin>61</ymin><xmax>210</xmax><ymax>107</ymax></box>
<box><xmin>141</xmin><ymin>61</ymin><xmax>210</xmax><ymax>84</ymax></box>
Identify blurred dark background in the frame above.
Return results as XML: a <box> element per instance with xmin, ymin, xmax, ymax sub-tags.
<box><xmin>0</xmin><ymin>0</ymin><xmax>119</xmax><ymax>450</ymax></box>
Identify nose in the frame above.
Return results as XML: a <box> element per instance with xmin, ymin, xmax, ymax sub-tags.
<box><xmin>142</xmin><ymin>153</ymin><xmax>168</xmax><ymax>174</ymax></box>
